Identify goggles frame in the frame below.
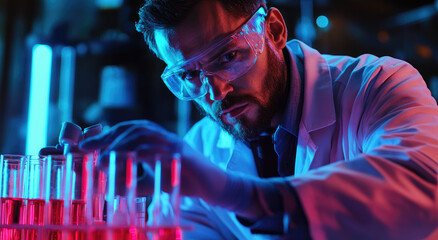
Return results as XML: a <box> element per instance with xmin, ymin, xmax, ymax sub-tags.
<box><xmin>161</xmin><ymin>7</ymin><xmax>268</xmax><ymax>100</ymax></box>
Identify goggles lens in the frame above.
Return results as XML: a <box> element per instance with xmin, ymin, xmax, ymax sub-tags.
<box><xmin>161</xmin><ymin>7</ymin><xmax>267</xmax><ymax>100</ymax></box>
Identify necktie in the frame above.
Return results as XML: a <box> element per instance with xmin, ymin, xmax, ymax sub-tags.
<box><xmin>248</xmin><ymin>134</ymin><xmax>280</xmax><ymax>178</ymax></box>
<box><xmin>248</xmin><ymin>130</ymin><xmax>297</xmax><ymax>178</ymax></box>
<box><xmin>274</xmin><ymin>129</ymin><xmax>297</xmax><ymax>177</ymax></box>
<box><xmin>238</xmin><ymin>132</ymin><xmax>301</xmax><ymax>235</ymax></box>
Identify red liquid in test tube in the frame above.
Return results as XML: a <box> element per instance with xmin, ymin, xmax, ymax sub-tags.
<box><xmin>1</xmin><ymin>197</ymin><xmax>26</xmax><ymax>224</ymax></box>
<box><xmin>1</xmin><ymin>197</ymin><xmax>26</xmax><ymax>240</ymax></box>
<box><xmin>71</xmin><ymin>199</ymin><xmax>86</xmax><ymax>225</ymax></box>
<box><xmin>48</xmin><ymin>199</ymin><xmax>64</xmax><ymax>240</ymax></box>
<box><xmin>26</xmin><ymin>199</ymin><xmax>45</xmax><ymax>225</ymax></box>
<box><xmin>25</xmin><ymin>199</ymin><xmax>45</xmax><ymax>240</ymax></box>
<box><xmin>70</xmin><ymin>199</ymin><xmax>86</xmax><ymax>240</ymax></box>
<box><xmin>1</xmin><ymin>155</ymin><xmax>26</xmax><ymax>240</ymax></box>
<box><xmin>157</xmin><ymin>226</ymin><xmax>182</xmax><ymax>240</ymax></box>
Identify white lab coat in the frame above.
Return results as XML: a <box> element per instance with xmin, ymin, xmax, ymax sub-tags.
<box><xmin>179</xmin><ymin>40</ymin><xmax>438</xmax><ymax>239</ymax></box>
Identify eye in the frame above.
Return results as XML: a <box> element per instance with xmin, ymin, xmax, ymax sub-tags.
<box><xmin>218</xmin><ymin>51</ymin><xmax>238</xmax><ymax>65</ymax></box>
<box><xmin>181</xmin><ymin>70</ymin><xmax>201</xmax><ymax>81</ymax></box>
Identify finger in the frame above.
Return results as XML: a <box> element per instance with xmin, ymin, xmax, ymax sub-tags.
<box><xmin>39</xmin><ymin>146</ymin><xmax>62</xmax><ymax>156</ymax></box>
<box><xmin>80</xmin><ymin>120</ymin><xmax>165</xmax><ymax>151</ymax></box>
<box><xmin>107</xmin><ymin>126</ymin><xmax>168</xmax><ymax>152</ymax></box>
<box><xmin>79</xmin><ymin>121</ymin><xmax>144</xmax><ymax>150</ymax></box>
<box><xmin>99</xmin><ymin>143</ymin><xmax>171</xmax><ymax>167</ymax></box>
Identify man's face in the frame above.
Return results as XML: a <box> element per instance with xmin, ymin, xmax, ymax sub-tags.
<box><xmin>155</xmin><ymin>1</ymin><xmax>287</xmax><ymax>140</ymax></box>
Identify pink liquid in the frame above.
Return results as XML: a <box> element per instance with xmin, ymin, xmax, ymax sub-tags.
<box><xmin>0</xmin><ymin>198</ymin><xmax>154</xmax><ymax>240</ymax></box>
<box><xmin>48</xmin><ymin>199</ymin><xmax>64</xmax><ymax>240</ymax></box>
<box><xmin>1</xmin><ymin>197</ymin><xmax>26</xmax><ymax>224</ymax></box>
<box><xmin>90</xmin><ymin>222</ymin><xmax>107</xmax><ymax>240</ymax></box>
<box><xmin>25</xmin><ymin>199</ymin><xmax>45</xmax><ymax>240</ymax></box>
<box><xmin>71</xmin><ymin>199</ymin><xmax>86</xmax><ymax>240</ymax></box>
<box><xmin>88</xmin><ymin>227</ymin><xmax>150</xmax><ymax>240</ymax></box>
<box><xmin>153</xmin><ymin>227</ymin><xmax>182</xmax><ymax>240</ymax></box>
<box><xmin>26</xmin><ymin>199</ymin><xmax>45</xmax><ymax>225</ymax></box>
<box><xmin>71</xmin><ymin>199</ymin><xmax>86</xmax><ymax>225</ymax></box>
<box><xmin>1</xmin><ymin>197</ymin><xmax>26</xmax><ymax>240</ymax></box>
<box><xmin>112</xmin><ymin>226</ymin><xmax>149</xmax><ymax>240</ymax></box>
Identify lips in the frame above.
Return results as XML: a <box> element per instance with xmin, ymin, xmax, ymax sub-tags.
<box><xmin>220</xmin><ymin>103</ymin><xmax>249</xmax><ymax>118</ymax></box>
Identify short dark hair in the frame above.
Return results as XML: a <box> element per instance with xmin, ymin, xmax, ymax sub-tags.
<box><xmin>135</xmin><ymin>0</ymin><xmax>267</xmax><ymax>56</ymax></box>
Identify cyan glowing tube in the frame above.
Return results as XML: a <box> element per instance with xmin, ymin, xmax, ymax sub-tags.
<box><xmin>107</xmin><ymin>151</ymin><xmax>116</xmax><ymax>224</ymax></box>
<box><xmin>0</xmin><ymin>156</ymin><xmax>2</xmax><ymax>218</ymax></box>
<box><xmin>45</xmin><ymin>156</ymin><xmax>52</xmax><ymax>224</ymax></box>
<box><xmin>152</xmin><ymin>155</ymin><xmax>162</xmax><ymax>226</ymax></box>
<box><xmin>95</xmin><ymin>0</ymin><xmax>123</xmax><ymax>9</ymax></box>
<box><xmin>59</xmin><ymin>46</ymin><xmax>75</xmax><ymax>123</ymax></box>
<box><xmin>26</xmin><ymin>44</ymin><xmax>53</xmax><ymax>156</ymax></box>
<box><xmin>64</xmin><ymin>153</ymin><xmax>73</xmax><ymax>225</ymax></box>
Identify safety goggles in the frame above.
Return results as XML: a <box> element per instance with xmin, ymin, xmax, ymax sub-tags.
<box><xmin>161</xmin><ymin>7</ymin><xmax>267</xmax><ymax>100</ymax></box>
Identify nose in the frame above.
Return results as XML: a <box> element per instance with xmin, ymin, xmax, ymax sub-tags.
<box><xmin>205</xmin><ymin>75</ymin><xmax>233</xmax><ymax>101</ymax></box>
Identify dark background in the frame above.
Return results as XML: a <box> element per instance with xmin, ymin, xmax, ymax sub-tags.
<box><xmin>0</xmin><ymin>0</ymin><xmax>437</xmax><ymax>154</ymax></box>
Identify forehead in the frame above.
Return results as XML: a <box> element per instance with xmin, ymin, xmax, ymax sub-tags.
<box><xmin>154</xmin><ymin>0</ymin><xmax>246</xmax><ymax>67</ymax></box>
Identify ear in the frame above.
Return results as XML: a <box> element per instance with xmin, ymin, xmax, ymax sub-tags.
<box><xmin>265</xmin><ymin>8</ymin><xmax>288</xmax><ymax>50</ymax></box>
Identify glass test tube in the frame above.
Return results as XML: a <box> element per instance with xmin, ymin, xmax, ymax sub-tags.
<box><xmin>106</xmin><ymin>151</ymin><xmax>149</xmax><ymax>240</ymax></box>
<box><xmin>0</xmin><ymin>154</ymin><xmax>27</xmax><ymax>240</ymax></box>
<box><xmin>24</xmin><ymin>155</ymin><xmax>47</xmax><ymax>240</ymax></box>
<box><xmin>151</xmin><ymin>153</ymin><xmax>182</xmax><ymax>240</ymax></box>
<box><xmin>69</xmin><ymin>153</ymin><xmax>94</xmax><ymax>240</ymax></box>
<box><xmin>91</xmin><ymin>151</ymin><xmax>106</xmax><ymax>224</ymax></box>
<box><xmin>90</xmin><ymin>153</ymin><xmax>108</xmax><ymax>240</ymax></box>
<box><xmin>45</xmin><ymin>155</ymin><xmax>68</xmax><ymax>240</ymax></box>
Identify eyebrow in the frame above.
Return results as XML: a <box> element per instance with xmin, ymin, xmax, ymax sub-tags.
<box><xmin>175</xmin><ymin>8</ymin><xmax>264</xmax><ymax>69</ymax></box>
<box><xmin>202</xmin><ymin>39</ymin><xmax>240</xmax><ymax>63</ymax></box>
<box><xmin>182</xmin><ymin>15</ymin><xmax>249</xmax><ymax>63</ymax></box>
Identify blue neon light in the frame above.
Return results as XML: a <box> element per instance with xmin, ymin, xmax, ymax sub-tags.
<box><xmin>26</xmin><ymin>44</ymin><xmax>53</xmax><ymax>156</ymax></box>
<box><xmin>316</xmin><ymin>15</ymin><xmax>329</xmax><ymax>29</ymax></box>
<box><xmin>95</xmin><ymin>0</ymin><xmax>123</xmax><ymax>9</ymax></box>
<box><xmin>59</xmin><ymin>46</ymin><xmax>76</xmax><ymax>123</ymax></box>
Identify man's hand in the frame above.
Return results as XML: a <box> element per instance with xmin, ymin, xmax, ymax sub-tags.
<box><xmin>79</xmin><ymin>120</ymin><xmax>229</xmax><ymax>201</ymax></box>
<box><xmin>79</xmin><ymin>120</ymin><xmax>182</xmax><ymax>157</ymax></box>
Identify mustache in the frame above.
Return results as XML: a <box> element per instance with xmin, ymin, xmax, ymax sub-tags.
<box><xmin>212</xmin><ymin>94</ymin><xmax>259</xmax><ymax>118</ymax></box>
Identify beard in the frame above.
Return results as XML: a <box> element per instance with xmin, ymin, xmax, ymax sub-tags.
<box><xmin>196</xmin><ymin>45</ymin><xmax>288</xmax><ymax>141</ymax></box>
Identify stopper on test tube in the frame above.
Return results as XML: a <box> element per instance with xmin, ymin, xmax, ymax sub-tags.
<box><xmin>59</xmin><ymin>122</ymin><xmax>83</xmax><ymax>154</ymax></box>
<box><xmin>83</xmin><ymin>124</ymin><xmax>103</xmax><ymax>139</ymax></box>
<box><xmin>59</xmin><ymin>122</ymin><xmax>83</xmax><ymax>144</ymax></box>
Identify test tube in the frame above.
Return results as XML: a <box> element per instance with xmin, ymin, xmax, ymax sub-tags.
<box><xmin>106</xmin><ymin>151</ymin><xmax>139</xmax><ymax>239</ymax></box>
<box><xmin>151</xmin><ymin>153</ymin><xmax>182</xmax><ymax>240</ymax></box>
<box><xmin>83</xmin><ymin>124</ymin><xmax>107</xmax><ymax>225</ymax></box>
<box><xmin>69</xmin><ymin>153</ymin><xmax>93</xmax><ymax>240</ymax></box>
<box><xmin>0</xmin><ymin>154</ymin><xmax>27</xmax><ymax>240</ymax></box>
<box><xmin>0</xmin><ymin>154</ymin><xmax>2</xmax><ymax>224</ymax></box>
<box><xmin>170</xmin><ymin>153</ymin><xmax>181</xmax><ymax>226</ymax></box>
<box><xmin>24</xmin><ymin>155</ymin><xmax>47</xmax><ymax>240</ymax></box>
<box><xmin>45</xmin><ymin>154</ymin><xmax>68</xmax><ymax>240</ymax></box>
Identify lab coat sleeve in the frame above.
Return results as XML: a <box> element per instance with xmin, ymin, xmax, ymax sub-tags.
<box><xmin>178</xmin><ymin>118</ymin><xmax>238</xmax><ymax>239</ymax></box>
<box><xmin>287</xmin><ymin>59</ymin><xmax>438</xmax><ymax>239</ymax></box>
<box><xmin>180</xmin><ymin>196</ymin><xmax>236</xmax><ymax>239</ymax></box>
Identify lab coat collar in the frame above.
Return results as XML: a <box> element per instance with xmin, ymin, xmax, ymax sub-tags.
<box><xmin>213</xmin><ymin>40</ymin><xmax>337</xmax><ymax>170</ymax></box>
<box><xmin>289</xmin><ymin>40</ymin><xmax>336</xmax><ymax>132</ymax></box>
<box><xmin>217</xmin><ymin>128</ymin><xmax>235</xmax><ymax>149</ymax></box>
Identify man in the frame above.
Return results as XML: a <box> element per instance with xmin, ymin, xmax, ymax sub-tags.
<box><xmin>80</xmin><ymin>0</ymin><xmax>438</xmax><ymax>239</ymax></box>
